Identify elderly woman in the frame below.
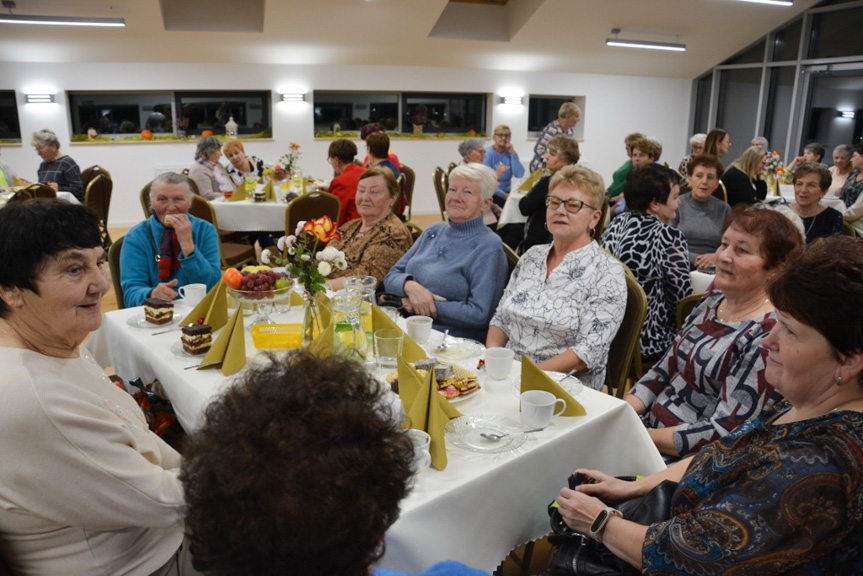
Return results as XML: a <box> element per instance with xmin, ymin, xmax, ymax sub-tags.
<box><xmin>457</xmin><ymin>137</ymin><xmax>487</xmax><ymax>165</ymax></box>
<box><xmin>722</xmin><ymin>145</ymin><xmax>768</xmax><ymax>206</ymax></box>
<box><xmin>602</xmin><ymin>164</ymin><xmax>691</xmax><ymax>363</ymax></box>
<box><xmin>703</xmin><ymin>127</ymin><xmax>731</xmax><ymax>158</ymax></box>
<box><xmin>607</xmin><ymin>132</ymin><xmax>646</xmax><ymax>201</ymax></box>
<box><xmin>181</xmin><ymin>352</ymin><xmax>486</xmax><ymax>576</ymax></box>
<box><xmin>611</xmin><ymin>137</ymin><xmax>659</xmax><ymax>216</ymax></box>
<box><xmin>223</xmin><ymin>139</ymin><xmax>266</xmax><ymax>186</ymax></box>
<box><xmin>188</xmin><ymin>135</ymin><xmax>236</xmax><ymax>200</ymax></box>
<box><xmin>0</xmin><ymin>200</ymin><xmax>196</xmax><ymax>575</ymax></box>
<box><xmin>325</xmin><ymin>167</ymin><xmax>412</xmax><ymax>291</ymax></box>
<box><xmin>786</xmin><ymin>141</ymin><xmax>826</xmax><ymax>174</ymax></box>
<box><xmin>557</xmin><ymin>236</ymin><xmax>863</xmax><ymax>573</ymax></box>
<box><xmin>31</xmin><ymin>129</ymin><xmax>84</xmax><ymax>201</ymax></box>
<box><xmin>672</xmin><ymin>154</ymin><xmax>731</xmax><ymax>269</ymax></box>
<box><xmin>828</xmin><ymin>143</ymin><xmax>853</xmax><ymax>196</ymax></box>
<box><xmin>121</xmin><ymin>172</ymin><xmax>222</xmax><ymax>307</ymax></box>
<box><xmin>488</xmin><ymin>165</ymin><xmax>626</xmax><ymax>390</ymax></box>
<box><xmin>677</xmin><ymin>132</ymin><xmax>706</xmax><ymax>179</ymax></box>
<box><xmin>789</xmin><ymin>161</ymin><xmax>843</xmax><ymax>243</ymax></box>
<box><xmin>625</xmin><ymin>206</ymin><xmax>804</xmax><ymax>458</ymax></box>
<box><xmin>384</xmin><ymin>163</ymin><xmax>508</xmax><ymax>341</ymax></box>
<box><xmin>518</xmin><ymin>134</ymin><xmax>581</xmax><ymax>250</ymax></box>
<box><xmin>839</xmin><ymin>144</ymin><xmax>863</xmax><ymax>235</ymax></box>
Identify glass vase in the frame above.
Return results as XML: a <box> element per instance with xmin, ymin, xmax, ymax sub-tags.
<box><xmin>302</xmin><ymin>295</ymin><xmax>324</xmax><ymax>346</ymax></box>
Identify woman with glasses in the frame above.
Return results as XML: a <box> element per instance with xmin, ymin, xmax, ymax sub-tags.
<box><xmin>487</xmin><ymin>165</ymin><xmax>626</xmax><ymax>390</ymax></box>
<box><xmin>483</xmin><ymin>124</ymin><xmax>525</xmax><ymax>207</ymax></box>
<box><xmin>602</xmin><ymin>164</ymin><xmax>692</xmax><ymax>364</ymax></box>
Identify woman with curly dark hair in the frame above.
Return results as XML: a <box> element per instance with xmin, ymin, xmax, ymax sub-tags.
<box><xmin>180</xmin><ymin>352</ymin><xmax>487</xmax><ymax>576</ymax></box>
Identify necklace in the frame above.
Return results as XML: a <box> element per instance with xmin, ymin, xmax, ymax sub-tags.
<box><xmin>716</xmin><ymin>297</ymin><xmax>771</xmax><ymax>323</ymax></box>
<box><xmin>831</xmin><ymin>397</ymin><xmax>863</xmax><ymax>413</ymax></box>
<box><xmin>803</xmin><ymin>210</ymin><xmax>819</xmax><ymax>238</ymax></box>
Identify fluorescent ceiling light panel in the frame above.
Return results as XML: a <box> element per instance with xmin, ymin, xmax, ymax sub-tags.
<box><xmin>735</xmin><ymin>0</ymin><xmax>793</xmax><ymax>6</ymax></box>
<box><xmin>0</xmin><ymin>14</ymin><xmax>125</xmax><ymax>26</ymax></box>
<box><xmin>500</xmin><ymin>96</ymin><xmax>523</xmax><ymax>105</ymax></box>
<box><xmin>606</xmin><ymin>38</ymin><xmax>686</xmax><ymax>52</ymax></box>
<box><xmin>26</xmin><ymin>94</ymin><xmax>55</xmax><ymax>103</ymax></box>
<box><xmin>281</xmin><ymin>93</ymin><xmax>305</xmax><ymax>102</ymax></box>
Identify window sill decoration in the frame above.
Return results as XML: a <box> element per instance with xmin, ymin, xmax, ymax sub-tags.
<box><xmin>70</xmin><ymin>129</ymin><xmax>273</xmax><ymax>143</ymax></box>
<box><xmin>313</xmin><ymin>130</ymin><xmax>485</xmax><ymax>140</ymax></box>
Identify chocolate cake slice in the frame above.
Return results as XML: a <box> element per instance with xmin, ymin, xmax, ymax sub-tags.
<box><xmin>181</xmin><ymin>324</ymin><xmax>212</xmax><ymax>355</ymax></box>
<box><xmin>144</xmin><ymin>297</ymin><xmax>174</xmax><ymax>325</ymax></box>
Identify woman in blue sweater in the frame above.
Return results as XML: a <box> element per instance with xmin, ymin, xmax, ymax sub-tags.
<box><xmin>384</xmin><ymin>164</ymin><xmax>508</xmax><ymax>341</ymax></box>
<box><xmin>121</xmin><ymin>172</ymin><xmax>222</xmax><ymax>307</ymax></box>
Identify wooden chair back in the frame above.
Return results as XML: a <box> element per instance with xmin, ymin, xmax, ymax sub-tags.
<box><xmin>140</xmin><ymin>176</ymin><xmax>201</xmax><ymax>217</ymax></box>
<box><xmin>677</xmin><ymin>292</ymin><xmax>705</xmax><ymax>330</ymax></box>
<box><xmin>399</xmin><ymin>163</ymin><xmax>416</xmax><ymax>221</ymax></box>
<box><xmin>608</xmin><ymin>269</ymin><xmax>648</xmax><ymax>398</ymax></box>
<box><xmin>285</xmin><ymin>191</ymin><xmax>342</xmax><ymax>239</ymax></box>
<box><xmin>595</xmin><ymin>198</ymin><xmax>610</xmax><ymax>240</ymax></box>
<box><xmin>503</xmin><ymin>243</ymin><xmax>520</xmax><ymax>282</ymax></box>
<box><xmin>85</xmin><ymin>174</ymin><xmax>114</xmax><ymax>250</ymax></box>
<box><xmin>81</xmin><ymin>165</ymin><xmax>112</xmax><ymax>188</ymax></box>
<box><xmin>109</xmin><ymin>236</ymin><xmax>126</xmax><ymax>309</ymax></box>
<box><xmin>433</xmin><ymin>166</ymin><xmax>447</xmax><ymax>220</ymax></box>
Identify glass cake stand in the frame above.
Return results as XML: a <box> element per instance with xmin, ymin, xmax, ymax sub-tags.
<box><xmin>228</xmin><ymin>281</ymin><xmax>294</xmax><ymax>326</ymax></box>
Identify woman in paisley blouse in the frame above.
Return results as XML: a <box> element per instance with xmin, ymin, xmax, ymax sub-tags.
<box><xmin>487</xmin><ymin>165</ymin><xmax>626</xmax><ymax>391</ymax></box>
<box><xmin>601</xmin><ymin>164</ymin><xmax>692</xmax><ymax>364</ymax></box>
<box><xmin>325</xmin><ymin>167</ymin><xmax>412</xmax><ymax>291</ymax></box>
<box><xmin>556</xmin><ymin>235</ymin><xmax>863</xmax><ymax>574</ymax></box>
<box><xmin>625</xmin><ymin>206</ymin><xmax>803</xmax><ymax>458</ymax></box>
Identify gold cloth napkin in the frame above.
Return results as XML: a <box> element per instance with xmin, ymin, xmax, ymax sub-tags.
<box><xmin>517</xmin><ymin>169</ymin><xmax>543</xmax><ymax>192</ymax></box>
<box><xmin>520</xmin><ymin>354</ymin><xmax>585</xmax><ymax>416</ymax></box>
<box><xmin>180</xmin><ymin>279</ymin><xmax>228</xmax><ymax>331</ymax></box>
<box><xmin>197</xmin><ymin>306</ymin><xmax>246</xmax><ymax>376</ymax></box>
<box><xmin>290</xmin><ymin>290</ymin><xmax>305</xmax><ymax>307</ymax></box>
<box><xmin>263</xmin><ymin>180</ymin><xmax>276</xmax><ymax>201</ymax></box>
<box><xmin>228</xmin><ymin>184</ymin><xmax>247</xmax><ymax>202</ymax></box>
<box><xmin>304</xmin><ymin>292</ymin><xmax>333</xmax><ymax>355</ymax></box>
<box><xmin>398</xmin><ymin>356</ymin><xmax>460</xmax><ymax>470</ymax></box>
<box><xmin>371</xmin><ymin>305</ymin><xmax>426</xmax><ymax>362</ymax></box>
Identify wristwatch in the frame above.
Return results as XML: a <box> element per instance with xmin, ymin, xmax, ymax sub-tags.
<box><xmin>589</xmin><ymin>507</ymin><xmax>623</xmax><ymax>543</ymax></box>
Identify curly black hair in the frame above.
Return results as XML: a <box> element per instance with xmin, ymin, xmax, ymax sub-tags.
<box><xmin>180</xmin><ymin>352</ymin><xmax>415</xmax><ymax>576</ymax></box>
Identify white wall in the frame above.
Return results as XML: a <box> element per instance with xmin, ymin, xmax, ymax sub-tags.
<box><xmin>3</xmin><ymin>62</ymin><xmax>691</xmax><ymax>227</ymax></box>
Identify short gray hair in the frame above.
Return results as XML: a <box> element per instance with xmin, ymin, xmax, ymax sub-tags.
<box><xmin>458</xmin><ymin>138</ymin><xmax>486</xmax><ymax>160</ymax></box>
<box><xmin>31</xmin><ymin>129</ymin><xmax>60</xmax><ymax>150</ymax></box>
<box><xmin>751</xmin><ymin>136</ymin><xmax>769</xmax><ymax>150</ymax></box>
<box><xmin>195</xmin><ymin>136</ymin><xmax>223</xmax><ymax>161</ymax></box>
<box><xmin>448</xmin><ymin>163</ymin><xmax>498</xmax><ymax>202</ymax></box>
<box><xmin>690</xmin><ymin>133</ymin><xmax>707</xmax><ymax>145</ymax></box>
<box><xmin>834</xmin><ymin>144</ymin><xmax>853</xmax><ymax>158</ymax></box>
<box><xmin>149</xmin><ymin>172</ymin><xmax>193</xmax><ymax>207</ymax></box>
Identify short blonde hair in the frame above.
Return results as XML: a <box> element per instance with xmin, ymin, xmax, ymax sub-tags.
<box><xmin>549</xmin><ymin>165</ymin><xmax>605</xmax><ymax>209</ymax></box>
<box><xmin>558</xmin><ymin>102</ymin><xmax>581</xmax><ymax>119</ymax></box>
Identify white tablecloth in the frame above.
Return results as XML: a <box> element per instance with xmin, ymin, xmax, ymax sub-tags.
<box><xmin>58</xmin><ymin>191</ymin><xmax>81</xmax><ymax>205</ymax></box>
<box><xmin>497</xmin><ymin>190</ymin><xmax>527</xmax><ymax>227</ymax></box>
<box><xmin>210</xmin><ymin>195</ymin><xmax>288</xmax><ymax>232</ymax></box>
<box><xmin>86</xmin><ymin>305</ymin><xmax>665</xmax><ymax>573</ymax></box>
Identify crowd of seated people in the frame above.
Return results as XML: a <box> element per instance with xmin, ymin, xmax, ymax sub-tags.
<box><xmin>8</xmin><ymin>122</ymin><xmax>863</xmax><ymax>576</ymax></box>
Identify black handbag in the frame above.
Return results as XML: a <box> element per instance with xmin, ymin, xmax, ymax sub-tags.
<box><xmin>546</xmin><ymin>473</ymin><xmax>678</xmax><ymax>576</ymax></box>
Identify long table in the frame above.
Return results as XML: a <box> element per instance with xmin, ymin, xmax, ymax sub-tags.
<box><xmin>86</xmin><ymin>305</ymin><xmax>665</xmax><ymax>573</ymax></box>
<box><xmin>210</xmin><ymin>196</ymin><xmax>288</xmax><ymax>232</ymax></box>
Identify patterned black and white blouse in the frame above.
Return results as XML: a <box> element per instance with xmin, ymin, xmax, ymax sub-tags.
<box><xmin>489</xmin><ymin>241</ymin><xmax>626</xmax><ymax>390</ymax></box>
<box><xmin>839</xmin><ymin>170</ymin><xmax>863</xmax><ymax>208</ymax></box>
<box><xmin>601</xmin><ymin>212</ymin><xmax>692</xmax><ymax>360</ymax></box>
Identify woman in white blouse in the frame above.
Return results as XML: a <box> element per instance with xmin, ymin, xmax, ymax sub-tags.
<box><xmin>487</xmin><ymin>165</ymin><xmax>627</xmax><ymax>390</ymax></box>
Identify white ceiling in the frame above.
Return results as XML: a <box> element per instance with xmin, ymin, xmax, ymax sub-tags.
<box><xmin>0</xmin><ymin>0</ymin><xmax>821</xmax><ymax>79</ymax></box>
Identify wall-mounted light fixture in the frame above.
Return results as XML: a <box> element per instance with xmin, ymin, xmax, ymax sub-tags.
<box><xmin>281</xmin><ymin>93</ymin><xmax>305</xmax><ymax>102</ymax></box>
<box><xmin>499</xmin><ymin>96</ymin><xmax>523</xmax><ymax>105</ymax></box>
<box><xmin>0</xmin><ymin>2</ymin><xmax>125</xmax><ymax>27</ymax></box>
<box><xmin>26</xmin><ymin>94</ymin><xmax>55</xmax><ymax>103</ymax></box>
<box><xmin>606</xmin><ymin>28</ymin><xmax>685</xmax><ymax>52</ymax></box>
<box><xmin>840</xmin><ymin>111</ymin><xmax>856</xmax><ymax>119</ymax></box>
<box><xmin>735</xmin><ymin>0</ymin><xmax>793</xmax><ymax>6</ymax></box>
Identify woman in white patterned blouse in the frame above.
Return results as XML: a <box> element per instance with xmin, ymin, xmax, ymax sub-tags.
<box><xmin>487</xmin><ymin>165</ymin><xmax>626</xmax><ymax>390</ymax></box>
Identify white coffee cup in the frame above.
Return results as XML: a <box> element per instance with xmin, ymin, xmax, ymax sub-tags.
<box><xmin>520</xmin><ymin>390</ymin><xmax>567</xmax><ymax>429</ymax></box>
<box><xmin>178</xmin><ymin>283</ymin><xmax>206</xmax><ymax>307</ymax></box>
<box><xmin>484</xmin><ymin>347</ymin><xmax>514</xmax><ymax>380</ymax></box>
<box><xmin>405</xmin><ymin>316</ymin><xmax>433</xmax><ymax>344</ymax></box>
<box><xmin>405</xmin><ymin>428</ymin><xmax>432</xmax><ymax>471</ymax></box>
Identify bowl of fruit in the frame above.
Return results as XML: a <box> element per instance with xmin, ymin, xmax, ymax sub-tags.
<box><xmin>222</xmin><ymin>265</ymin><xmax>294</xmax><ymax>325</ymax></box>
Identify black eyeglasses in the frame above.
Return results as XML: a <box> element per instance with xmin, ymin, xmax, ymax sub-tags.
<box><xmin>494</xmin><ymin>133</ymin><xmax>511</xmax><ymax>139</ymax></box>
<box><xmin>545</xmin><ymin>195</ymin><xmax>597</xmax><ymax>214</ymax></box>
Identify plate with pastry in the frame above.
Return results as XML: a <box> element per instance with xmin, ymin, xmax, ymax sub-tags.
<box><xmin>386</xmin><ymin>358</ymin><xmax>481</xmax><ymax>403</ymax></box>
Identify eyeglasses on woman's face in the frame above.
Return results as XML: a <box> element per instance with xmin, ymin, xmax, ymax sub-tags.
<box><xmin>545</xmin><ymin>195</ymin><xmax>596</xmax><ymax>214</ymax></box>
<box><xmin>494</xmin><ymin>132</ymin><xmax>511</xmax><ymax>139</ymax></box>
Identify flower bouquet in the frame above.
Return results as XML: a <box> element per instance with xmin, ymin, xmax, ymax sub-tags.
<box><xmin>278</xmin><ymin>142</ymin><xmax>303</xmax><ymax>176</ymax></box>
<box><xmin>263</xmin><ymin>215</ymin><xmax>346</xmax><ymax>344</ymax></box>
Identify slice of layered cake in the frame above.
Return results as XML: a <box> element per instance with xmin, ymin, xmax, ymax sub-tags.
<box><xmin>181</xmin><ymin>324</ymin><xmax>212</xmax><ymax>355</ymax></box>
<box><xmin>144</xmin><ymin>297</ymin><xmax>174</xmax><ymax>325</ymax></box>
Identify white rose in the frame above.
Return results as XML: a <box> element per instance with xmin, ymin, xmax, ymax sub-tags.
<box><xmin>295</xmin><ymin>221</ymin><xmax>306</xmax><ymax>236</ymax></box>
<box><xmin>300</xmin><ymin>254</ymin><xmax>311</xmax><ymax>262</ymax></box>
<box><xmin>260</xmin><ymin>249</ymin><xmax>271</xmax><ymax>264</ymax></box>
<box><xmin>317</xmin><ymin>261</ymin><xmax>332</xmax><ymax>276</ymax></box>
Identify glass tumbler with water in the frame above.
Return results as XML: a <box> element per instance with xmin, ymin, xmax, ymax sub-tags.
<box><xmin>331</xmin><ymin>288</ymin><xmax>368</xmax><ymax>361</ymax></box>
<box><xmin>344</xmin><ymin>275</ymin><xmax>376</xmax><ymax>350</ymax></box>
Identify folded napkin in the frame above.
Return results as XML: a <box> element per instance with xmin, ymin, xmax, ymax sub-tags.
<box><xmin>371</xmin><ymin>305</ymin><xmax>426</xmax><ymax>362</ymax></box>
<box><xmin>398</xmin><ymin>356</ymin><xmax>460</xmax><ymax>470</ymax></box>
<box><xmin>517</xmin><ymin>169</ymin><xmax>543</xmax><ymax>192</ymax></box>
<box><xmin>263</xmin><ymin>180</ymin><xmax>276</xmax><ymax>201</ymax></box>
<box><xmin>180</xmin><ymin>279</ymin><xmax>228</xmax><ymax>331</ymax></box>
<box><xmin>228</xmin><ymin>184</ymin><xmax>247</xmax><ymax>202</ymax></box>
<box><xmin>290</xmin><ymin>290</ymin><xmax>305</xmax><ymax>307</ymax></box>
<box><xmin>197</xmin><ymin>306</ymin><xmax>246</xmax><ymax>376</ymax></box>
<box><xmin>520</xmin><ymin>354</ymin><xmax>585</xmax><ymax>416</ymax></box>
<box><xmin>305</xmin><ymin>292</ymin><xmax>333</xmax><ymax>355</ymax></box>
